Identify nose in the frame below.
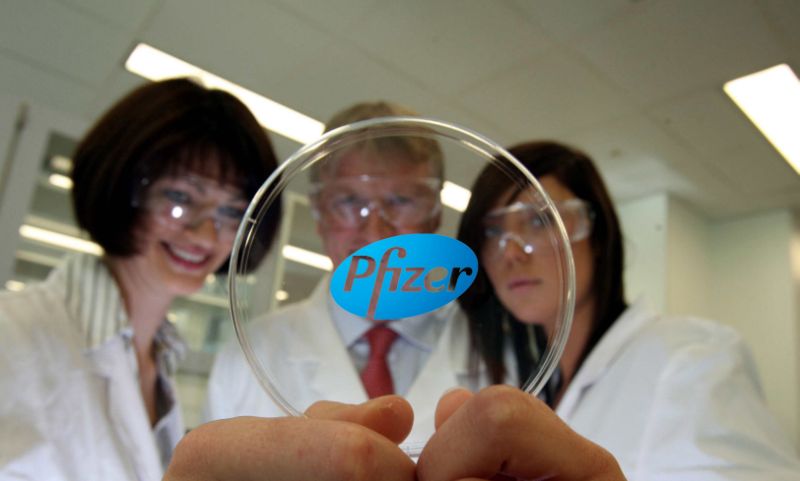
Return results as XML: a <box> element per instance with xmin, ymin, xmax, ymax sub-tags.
<box><xmin>499</xmin><ymin>233</ymin><xmax>532</xmax><ymax>264</ymax></box>
<box><xmin>185</xmin><ymin>216</ymin><xmax>220</xmax><ymax>247</ymax></box>
<box><xmin>361</xmin><ymin>204</ymin><xmax>395</xmax><ymax>243</ymax></box>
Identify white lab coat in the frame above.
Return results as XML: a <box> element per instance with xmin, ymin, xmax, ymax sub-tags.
<box><xmin>206</xmin><ymin>278</ymin><xmax>472</xmax><ymax>451</ymax></box>
<box><xmin>558</xmin><ymin>299</ymin><xmax>800</xmax><ymax>480</ymax></box>
<box><xmin>207</xmin><ymin>280</ymin><xmax>799</xmax><ymax>479</ymax></box>
<box><xmin>0</xmin><ymin>255</ymin><xmax>184</xmax><ymax>481</ymax></box>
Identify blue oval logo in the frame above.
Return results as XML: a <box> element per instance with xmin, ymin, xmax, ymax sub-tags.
<box><xmin>330</xmin><ymin>233</ymin><xmax>478</xmax><ymax>320</ymax></box>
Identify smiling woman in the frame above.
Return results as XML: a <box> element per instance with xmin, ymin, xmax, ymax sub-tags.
<box><xmin>0</xmin><ymin>78</ymin><xmax>281</xmax><ymax>481</ymax></box>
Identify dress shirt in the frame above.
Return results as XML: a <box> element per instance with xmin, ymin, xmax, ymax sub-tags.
<box><xmin>327</xmin><ymin>281</ymin><xmax>448</xmax><ymax>396</ymax></box>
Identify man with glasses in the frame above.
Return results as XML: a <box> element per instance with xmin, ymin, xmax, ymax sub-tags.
<box><xmin>205</xmin><ymin>102</ymin><xmax>468</xmax><ymax>425</ymax></box>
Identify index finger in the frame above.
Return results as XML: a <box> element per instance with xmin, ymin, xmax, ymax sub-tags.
<box><xmin>306</xmin><ymin>395</ymin><xmax>414</xmax><ymax>444</ymax></box>
<box><xmin>165</xmin><ymin>416</ymin><xmax>416</xmax><ymax>481</ymax></box>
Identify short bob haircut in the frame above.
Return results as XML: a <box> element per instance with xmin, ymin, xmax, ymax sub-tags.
<box><xmin>457</xmin><ymin>141</ymin><xmax>627</xmax><ymax>399</ymax></box>
<box><xmin>71</xmin><ymin>78</ymin><xmax>281</xmax><ymax>264</ymax></box>
<box><xmin>308</xmin><ymin>101</ymin><xmax>444</xmax><ymax>184</ymax></box>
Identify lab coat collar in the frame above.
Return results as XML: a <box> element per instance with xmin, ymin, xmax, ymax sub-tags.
<box><xmin>85</xmin><ymin>336</ymin><xmax>168</xmax><ymax>481</ymax></box>
<box><xmin>51</xmin><ymin>253</ymin><xmax>186</xmax><ymax>373</ymax></box>
<box><xmin>271</xmin><ymin>280</ymin><xmax>367</xmax><ymax>403</ymax></box>
<box><xmin>324</xmin><ymin>274</ymin><xmax>445</xmax><ymax>352</ymax></box>
<box><xmin>556</xmin><ymin>297</ymin><xmax>657</xmax><ymax>419</ymax></box>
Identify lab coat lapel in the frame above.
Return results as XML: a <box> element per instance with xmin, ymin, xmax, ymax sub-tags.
<box><xmin>404</xmin><ymin>311</ymin><xmax>464</xmax><ymax>446</ymax></box>
<box><xmin>556</xmin><ymin>298</ymin><xmax>656</xmax><ymax>420</ymax></box>
<box><xmin>287</xmin><ymin>292</ymin><xmax>367</xmax><ymax>406</ymax></box>
<box><xmin>86</xmin><ymin>337</ymin><xmax>164</xmax><ymax>481</ymax></box>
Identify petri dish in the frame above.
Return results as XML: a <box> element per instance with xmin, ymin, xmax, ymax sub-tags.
<box><xmin>229</xmin><ymin>117</ymin><xmax>574</xmax><ymax>458</ymax></box>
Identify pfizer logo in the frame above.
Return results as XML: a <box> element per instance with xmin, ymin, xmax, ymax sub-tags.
<box><xmin>330</xmin><ymin>233</ymin><xmax>478</xmax><ymax>320</ymax></box>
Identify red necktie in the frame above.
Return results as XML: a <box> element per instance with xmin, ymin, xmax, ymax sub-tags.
<box><xmin>360</xmin><ymin>325</ymin><xmax>398</xmax><ymax>398</ymax></box>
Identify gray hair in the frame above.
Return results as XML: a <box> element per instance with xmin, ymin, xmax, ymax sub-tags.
<box><xmin>308</xmin><ymin>101</ymin><xmax>444</xmax><ymax>183</ymax></box>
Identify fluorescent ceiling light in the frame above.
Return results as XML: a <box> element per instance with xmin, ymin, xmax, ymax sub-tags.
<box><xmin>125</xmin><ymin>43</ymin><xmax>324</xmax><ymax>145</ymax></box>
<box><xmin>282</xmin><ymin>244</ymin><xmax>332</xmax><ymax>271</ymax></box>
<box><xmin>724</xmin><ymin>63</ymin><xmax>800</xmax><ymax>175</ymax></box>
<box><xmin>50</xmin><ymin>155</ymin><xmax>73</xmax><ymax>173</ymax></box>
<box><xmin>275</xmin><ymin>289</ymin><xmax>289</xmax><ymax>301</ymax></box>
<box><xmin>48</xmin><ymin>173</ymin><xmax>73</xmax><ymax>190</ymax></box>
<box><xmin>19</xmin><ymin>225</ymin><xmax>103</xmax><ymax>256</ymax></box>
<box><xmin>5</xmin><ymin>280</ymin><xmax>25</xmax><ymax>292</ymax></box>
<box><xmin>441</xmin><ymin>181</ymin><xmax>471</xmax><ymax>212</ymax></box>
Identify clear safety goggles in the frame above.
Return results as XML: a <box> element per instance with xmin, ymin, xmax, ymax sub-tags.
<box><xmin>138</xmin><ymin>175</ymin><xmax>247</xmax><ymax>241</ymax></box>
<box><xmin>482</xmin><ymin>199</ymin><xmax>594</xmax><ymax>259</ymax></box>
<box><xmin>311</xmin><ymin>175</ymin><xmax>442</xmax><ymax>229</ymax></box>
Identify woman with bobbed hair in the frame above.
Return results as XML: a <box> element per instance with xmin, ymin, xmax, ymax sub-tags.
<box><xmin>457</xmin><ymin>140</ymin><xmax>799</xmax><ymax>479</ymax></box>
<box><xmin>0</xmin><ymin>78</ymin><xmax>280</xmax><ymax>481</ymax></box>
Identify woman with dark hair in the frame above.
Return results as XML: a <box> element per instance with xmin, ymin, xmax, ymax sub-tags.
<box><xmin>457</xmin><ymin>141</ymin><xmax>799</xmax><ymax>479</ymax></box>
<box><xmin>0</xmin><ymin>78</ymin><xmax>280</xmax><ymax>481</ymax></box>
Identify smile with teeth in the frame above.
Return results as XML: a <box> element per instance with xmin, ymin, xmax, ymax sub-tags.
<box><xmin>166</xmin><ymin>244</ymin><xmax>209</xmax><ymax>265</ymax></box>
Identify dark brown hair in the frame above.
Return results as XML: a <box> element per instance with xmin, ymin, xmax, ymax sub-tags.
<box><xmin>457</xmin><ymin>141</ymin><xmax>627</xmax><ymax>397</ymax></box>
<box><xmin>71</xmin><ymin>78</ymin><xmax>281</xmax><ymax>264</ymax></box>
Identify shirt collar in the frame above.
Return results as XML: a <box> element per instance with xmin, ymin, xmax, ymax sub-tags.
<box><xmin>54</xmin><ymin>253</ymin><xmax>186</xmax><ymax>370</ymax></box>
<box><xmin>318</xmin><ymin>275</ymin><xmax>447</xmax><ymax>351</ymax></box>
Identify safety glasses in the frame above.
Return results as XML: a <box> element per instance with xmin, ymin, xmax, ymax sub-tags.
<box><xmin>311</xmin><ymin>175</ymin><xmax>442</xmax><ymax>229</ymax></box>
<box><xmin>482</xmin><ymin>199</ymin><xmax>594</xmax><ymax>259</ymax></box>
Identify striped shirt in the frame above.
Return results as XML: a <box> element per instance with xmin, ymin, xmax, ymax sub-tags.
<box><xmin>61</xmin><ymin>253</ymin><xmax>186</xmax><ymax>375</ymax></box>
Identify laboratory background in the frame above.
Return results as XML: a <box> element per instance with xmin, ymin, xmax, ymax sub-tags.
<box><xmin>0</xmin><ymin>0</ymin><xmax>798</xmax><ymax>444</ymax></box>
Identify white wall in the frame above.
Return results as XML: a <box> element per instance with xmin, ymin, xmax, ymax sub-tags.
<box><xmin>618</xmin><ymin>193</ymin><xmax>799</xmax><ymax>445</ymax></box>
<box><xmin>665</xmin><ymin>197</ymin><xmax>712</xmax><ymax>319</ymax></box>
<box><xmin>617</xmin><ymin>193</ymin><xmax>668</xmax><ymax>312</ymax></box>
<box><xmin>707</xmin><ymin>209</ymin><xmax>799</xmax><ymax>445</ymax></box>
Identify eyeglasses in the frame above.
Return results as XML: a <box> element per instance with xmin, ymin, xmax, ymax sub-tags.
<box><xmin>311</xmin><ymin>175</ymin><xmax>442</xmax><ymax>229</ymax></box>
<box><xmin>137</xmin><ymin>175</ymin><xmax>248</xmax><ymax>241</ymax></box>
<box><xmin>482</xmin><ymin>199</ymin><xmax>593</xmax><ymax>259</ymax></box>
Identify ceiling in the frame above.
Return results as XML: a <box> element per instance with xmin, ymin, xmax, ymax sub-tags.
<box><xmin>2</xmin><ymin>0</ymin><xmax>799</xmax><ymax>220</ymax></box>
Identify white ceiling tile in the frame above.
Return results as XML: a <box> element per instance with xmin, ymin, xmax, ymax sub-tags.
<box><xmin>572</xmin><ymin>0</ymin><xmax>788</xmax><ymax>105</ymax></box>
<box><xmin>268</xmin><ymin>0</ymin><xmax>382</xmax><ymax>32</ymax></box>
<box><xmin>647</xmin><ymin>87</ymin><xmax>799</xmax><ymax>197</ymax></box>
<box><xmin>459</xmin><ymin>50</ymin><xmax>637</xmax><ymax>141</ymax></box>
<box><xmin>56</xmin><ymin>0</ymin><xmax>160</xmax><ymax>30</ymax></box>
<box><xmin>270</xmin><ymin>133</ymin><xmax>303</xmax><ymax>163</ymax></box>
<box><xmin>341</xmin><ymin>0</ymin><xmax>554</xmax><ymax>95</ymax></box>
<box><xmin>269</xmin><ymin>42</ymin><xmax>444</xmax><ymax>123</ymax></box>
<box><xmin>1</xmin><ymin>0</ymin><xmax>797</xmax><ymax>220</ymax></box>
<box><xmin>423</xmin><ymin>104</ymin><xmax>512</xmax><ymax>147</ymax></box>
<box><xmin>647</xmin><ymin>88</ymin><xmax>765</xmax><ymax>156</ymax></box>
<box><xmin>563</xmin><ymin>114</ymin><xmax>742</xmax><ymax>214</ymax></box>
<box><xmin>0</xmin><ymin>53</ymin><xmax>94</xmax><ymax>118</ymax></box>
<box><xmin>758</xmin><ymin>0</ymin><xmax>800</xmax><ymax>61</ymax></box>
<box><xmin>81</xmin><ymin>71</ymin><xmax>162</xmax><ymax>122</ymax></box>
<box><xmin>0</xmin><ymin>0</ymin><xmax>135</xmax><ymax>86</ymax></box>
<box><xmin>508</xmin><ymin>0</ymin><xmax>642</xmax><ymax>41</ymax></box>
<box><xmin>141</xmin><ymin>0</ymin><xmax>339</xmax><ymax>105</ymax></box>
<box><xmin>706</xmin><ymin>141</ymin><xmax>800</xmax><ymax>197</ymax></box>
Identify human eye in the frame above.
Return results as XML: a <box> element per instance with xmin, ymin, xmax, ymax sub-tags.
<box><xmin>162</xmin><ymin>188</ymin><xmax>192</xmax><ymax>205</ymax></box>
<box><xmin>524</xmin><ymin>211</ymin><xmax>550</xmax><ymax>232</ymax></box>
<box><xmin>331</xmin><ymin>190</ymin><xmax>370</xmax><ymax>211</ymax></box>
<box><xmin>484</xmin><ymin>224</ymin><xmax>504</xmax><ymax>239</ymax></box>
<box><xmin>386</xmin><ymin>194</ymin><xmax>415</xmax><ymax>208</ymax></box>
<box><xmin>217</xmin><ymin>205</ymin><xmax>246</xmax><ymax>221</ymax></box>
